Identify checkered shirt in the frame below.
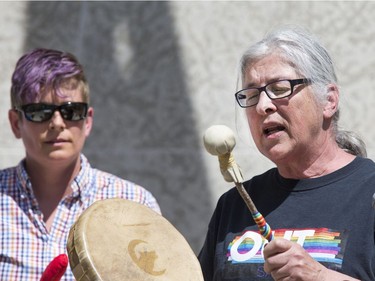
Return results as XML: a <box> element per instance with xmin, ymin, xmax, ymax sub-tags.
<box><xmin>0</xmin><ymin>154</ymin><xmax>161</xmax><ymax>280</ymax></box>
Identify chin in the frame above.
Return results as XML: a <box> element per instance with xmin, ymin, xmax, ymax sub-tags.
<box><xmin>47</xmin><ymin>152</ymin><xmax>78</xmax><ymax>162</ymax></box>
<box><xmin>261</xmin><ymin>146</ymin><xmax>291</xmax><ymax>163</ymax></box>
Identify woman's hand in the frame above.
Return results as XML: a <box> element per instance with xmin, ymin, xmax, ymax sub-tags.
<box><xmin>263</xmin><ymin>238</ymin><xmax>359</xmax><ymax>281</ymax></box>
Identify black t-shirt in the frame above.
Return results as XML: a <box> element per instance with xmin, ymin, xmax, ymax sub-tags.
<box><xmin>198</xmin><ymin>157</ymin><xmax>375</xmax><ymax>281</ymax></box>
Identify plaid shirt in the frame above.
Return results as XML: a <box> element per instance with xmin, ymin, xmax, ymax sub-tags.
<box><xmin>0</xmin><ymin>154</ymin><xmax>161</xmax><ymax>280</ymax></box>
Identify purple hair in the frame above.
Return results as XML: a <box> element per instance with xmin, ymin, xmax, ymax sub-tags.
<box><xmin>10</xmin><ymin>48</ymin><xmax>89</xmax><ymax>107</ymax></box>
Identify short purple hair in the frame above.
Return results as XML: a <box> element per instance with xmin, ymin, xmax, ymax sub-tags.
<box><xmin>10</xmin><ymin>48</ymin><xmax>89</xmax><ymax>107</ymax></box>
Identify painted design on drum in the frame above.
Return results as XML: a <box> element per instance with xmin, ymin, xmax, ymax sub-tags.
<box><xmin>128</xmin><ymin>239</ymin><xmax>167</xmax><ymax>276</ymax></box>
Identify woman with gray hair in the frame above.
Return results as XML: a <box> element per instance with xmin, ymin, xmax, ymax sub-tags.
<box><xmin>198</xmin><ymin>26</ymin><xmax>374</xmax><ymax>280</ymax></box>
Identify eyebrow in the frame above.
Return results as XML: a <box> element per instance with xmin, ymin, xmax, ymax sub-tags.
<box><xmin>242</xmin><ymin>77</ymin><xmax>290</xmax><ymax>89</ymax></box>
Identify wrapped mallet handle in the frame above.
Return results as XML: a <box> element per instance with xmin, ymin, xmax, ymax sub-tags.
<box><xmin>203</xmin><ymin>125</ymin><xmax>273</xmax><ymax>241</ymax></box>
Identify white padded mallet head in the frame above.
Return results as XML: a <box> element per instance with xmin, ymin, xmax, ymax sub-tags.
<box><xmin>203</xmin><ymin>125</ymin><xmax>236</xmax><ymax>156</ymax></box>
<box><xmin>203</xmin><ymin>125</ymin><xmax>243</xmax><ymax>183</ymax></box>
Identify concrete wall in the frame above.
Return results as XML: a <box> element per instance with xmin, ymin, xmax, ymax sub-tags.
<box><xmin>1</xmin><ymin>1</ymin><xmax>375</xmax><ymax>253</ymax></box>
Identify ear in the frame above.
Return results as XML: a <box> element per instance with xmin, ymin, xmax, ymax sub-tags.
<box><xmin>323</xmin><ymin>84</ymin><xmax>339</xmax><ymax>119</ymax></box>
<box><xmin>84</xmin><ymin>107</ymin><xmax>94</xmax><ymax>137</ymax></box>
<box><xmin>8</xmin><ymin>109</ymin><xmax>22</xmax><ymax>139</ymax></box>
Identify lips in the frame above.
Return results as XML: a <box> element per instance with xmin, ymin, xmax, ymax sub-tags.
<box><xmin>45</xmin><ymin>138</ymin><xmax>68</xmax><ymax>144</ymax></box>
<box><xmin>263</xmin><ymin>125</ymin><xmax>285</xmax><ymax>136</ymax></box>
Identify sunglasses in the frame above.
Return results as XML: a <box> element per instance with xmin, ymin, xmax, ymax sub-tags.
<box><xmin>15</xmin><ymin>102</ymin><xmax>88</xmax><ymax>123</ymax></box>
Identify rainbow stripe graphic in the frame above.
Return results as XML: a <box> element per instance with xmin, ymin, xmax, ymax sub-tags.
<box><xmin>227</xmin><ymin>228</ymin><xmax>344</xmax><ymax>266</ymax></box>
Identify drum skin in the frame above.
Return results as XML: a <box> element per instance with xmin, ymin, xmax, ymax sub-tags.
<box><xmin>67</xmin><ymin>198</ymin><xmax>203</xmax><ymax>281</ymax></box>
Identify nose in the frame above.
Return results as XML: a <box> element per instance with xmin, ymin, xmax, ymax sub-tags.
<box><xmin>48</xmin><ymin>110</ymin><xmax>66</xmax><ymax>131</ymax></box>
<box><xmin>255</xmin><ymin>91</ymin><xmax>277</xmax><ymax>115</ymax></box>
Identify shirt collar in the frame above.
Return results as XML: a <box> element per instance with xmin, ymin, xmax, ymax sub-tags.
<box><xmin>16</xmin><ymin>159</ymin><xmax>32</xmax><ymax>196</ymax></box>
<box><xmin>72</xmin><ymin>154</ymin><xmax>93</xmax><ymax>199</ymax></box>
<box><xmin>15</xmin><ymin>154</ymin><xmax>93</xmax><ymax>200</ymax></box>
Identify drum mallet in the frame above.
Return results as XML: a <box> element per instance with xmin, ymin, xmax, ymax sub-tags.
<box><xmin>203</xmin><ymin>125</ymin><xmax>273</xmax><ymax>241</ymax></box>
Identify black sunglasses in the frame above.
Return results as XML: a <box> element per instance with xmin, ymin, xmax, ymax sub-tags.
<box><xmin>15</xmin><ymin>102</ymin><xmax>88</xmax><ymax>123</ymax></box>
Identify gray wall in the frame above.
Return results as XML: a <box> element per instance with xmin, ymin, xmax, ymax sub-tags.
<box><xmin>1</xmin><ymin>1</ymin><xmax>375</xmax><ymax>254</ymax></box>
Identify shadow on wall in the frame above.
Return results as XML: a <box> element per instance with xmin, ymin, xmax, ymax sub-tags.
<box><xmin>24</xmin><ymin>2</ymin><xmax>211</xmax><ymax>253</ymax></box>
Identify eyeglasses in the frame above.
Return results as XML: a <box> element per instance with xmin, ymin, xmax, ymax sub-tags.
<box><xmin>15</xmin><ymin>102</ymin><xmax>88</xmax><ymax>123</ymax></box>
<box><xmin>235</xmin><ymin>78</ymin><xmax>311</xmax><ymax>108</ymax></box>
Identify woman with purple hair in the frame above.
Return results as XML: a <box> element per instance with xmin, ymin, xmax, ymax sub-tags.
<box><xmin>1</xmin><ymin>48</ymin><xmax>161</xmax><ymax>280</ymax></box>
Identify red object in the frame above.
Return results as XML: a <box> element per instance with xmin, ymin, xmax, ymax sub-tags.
<box><xmin>40</xmin><ymin>254</ymin><xmax>69</xmax><ymax>281</ymax></box>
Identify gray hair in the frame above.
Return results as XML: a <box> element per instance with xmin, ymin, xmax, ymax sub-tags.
<box><xmin>240</xmin><ymin>26</ymin><xmax>366</xmax><ymax>157</ymax></box>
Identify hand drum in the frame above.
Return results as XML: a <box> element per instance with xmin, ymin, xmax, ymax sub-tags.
<box><xmin>67</xmin><ymin>198</ymin><xmax>203</xmax><ymax>281</ymax></box>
